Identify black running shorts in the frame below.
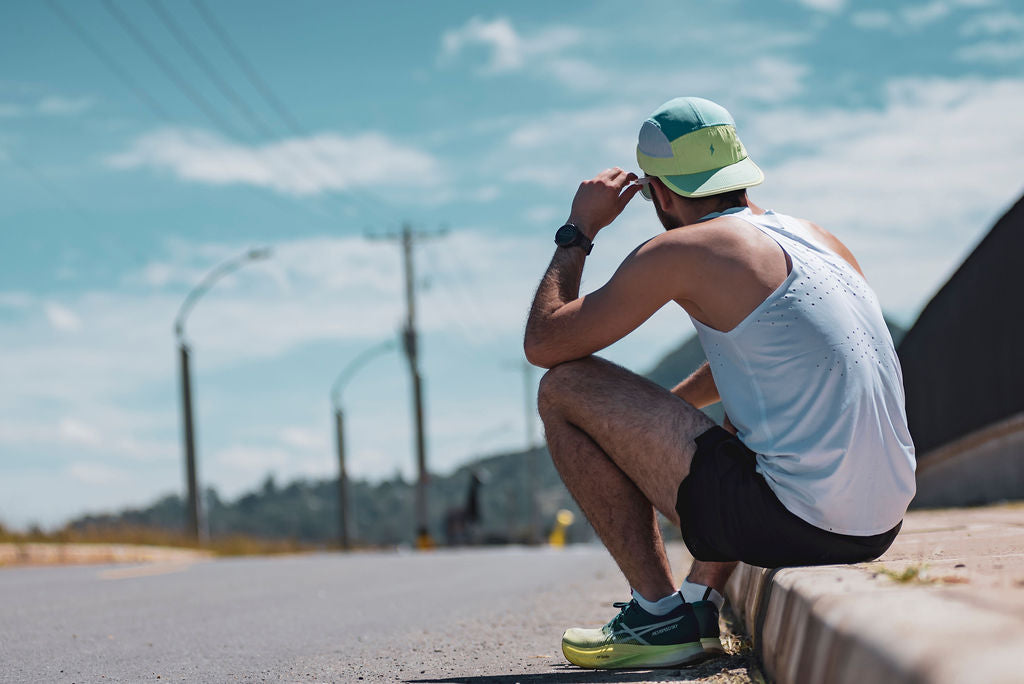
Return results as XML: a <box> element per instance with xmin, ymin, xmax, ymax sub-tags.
<box><xmin>676</xmin><ymin>426</ymin><xmax>901</xmax><ymax>568</ymax></box>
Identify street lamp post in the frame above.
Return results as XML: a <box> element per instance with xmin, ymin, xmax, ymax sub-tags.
<box><xmin>174</xmin><ymin>247</ymin><xmax>271</xmax><ymax>542</ymax></box>
<box><xmin>330</xmin><ymin>339</ymin><xmax>396</xmax><ymax>550</ymax></box>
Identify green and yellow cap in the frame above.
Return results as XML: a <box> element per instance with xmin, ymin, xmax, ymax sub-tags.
<box><xmin>636</xmin><ymin>97</ymin><xmax>764</xmax><ymax>198</ymax></box>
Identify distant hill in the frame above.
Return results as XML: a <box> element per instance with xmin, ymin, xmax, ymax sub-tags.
<box><xmin>68</xmin><ymin>313</ymin><xmax>907</xmax><ymax>547</ymax></box>
<box><xmin>68</xmin><ymin>446</ymin><xmax>589</xmax><ymax>549</ymax></box>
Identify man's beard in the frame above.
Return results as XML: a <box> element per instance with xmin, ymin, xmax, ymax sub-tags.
<box><xmin>653</xmin><ymin>194</ymin><xmax>682</xmax><ymax>231</ymax></box>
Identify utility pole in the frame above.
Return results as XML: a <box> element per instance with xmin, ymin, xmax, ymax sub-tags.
<box><xmin>331</xmin><ymin>339</ymin><xmax>396</xmax><ymax>551</ymax></box>
<box><xmin>333</xmin><ymin>408</ymin><xmax>349</xmax><ymax>549</ymax></box>
<box><xmin>179</xmin><ymin>342</ymin><xmax>201</xmax><ymax>542</ymax></box>
<box><xmin>369</xmin><ymin>224</ymin><xmax>445</xmax><ymax>548</ymax></box>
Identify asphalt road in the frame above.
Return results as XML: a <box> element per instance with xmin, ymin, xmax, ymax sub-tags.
<box><xmin>0</xmin><ymin>543</ymin><xmax>755</xmax><ymax>683</ymax></box>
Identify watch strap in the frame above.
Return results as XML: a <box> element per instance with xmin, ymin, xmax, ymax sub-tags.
<box><xmin>555</xmin><ymin>223</ymin><xmax>593</xmax><ymax>255</ymax></box>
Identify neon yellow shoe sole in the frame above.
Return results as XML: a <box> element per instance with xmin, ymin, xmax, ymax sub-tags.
<box><xmin>701</xmin><ymin>636</ymin><xmax>725</xmax><ymax>654</ymax></box>
<box><xmin>561</xmin><ymin>637</ymin><xmax>704</xmax><ymax>669</ymax></box>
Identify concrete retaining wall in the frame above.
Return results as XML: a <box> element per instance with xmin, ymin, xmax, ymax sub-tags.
<box><xmin>913</xmin><ymin>411</ymin><xmax>1024</xmax><ymax>508</ymax></box>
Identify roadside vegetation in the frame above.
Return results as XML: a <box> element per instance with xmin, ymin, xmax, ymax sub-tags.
<box><xmin>0</xmin><ymin>520</ymin><xmax>311</xmax><ymax>556</ymax></box>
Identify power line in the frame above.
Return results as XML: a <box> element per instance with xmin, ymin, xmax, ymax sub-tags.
<box><xmin>147</xmin><ymin>0</ymin><xmax>334</xmax><ymax>208</ymax></box>
<box><xmin>147</xmin><ymin>0</ymin><xmax>274</xmax><ymax>138</ymax></box>
<box><xmin>189</xmin><ymin>0</ymin><xmax>305</xmax><ymax>137</ymax></box>
<box><xmin>3</xmin><ymin>149</ymin><xmax>148</xmax><ymax>267</ymax></box>
<box><xmin>101</xmin><ymin>0</ymin><xmax>245</xmax><ymax>140</ymax></box>
<box><xmin>97</xmin><ymin>0</ymin><xmax>326</xmax><ymax>223</ymax></box>
<box><xmin>419</xmin><ymin>240</ymin><xmax>501</xmax><ymax>344</ymax></box>
<box><xmin>187</xmin><ymin>0</ymin><xmax>400</xmax><ymax>225</ymax></box>
<box><xmin>44</xmin><ymin>0</ymin><xmax>171</xmax><ymax>121</ymax></box>
<box><xmin>423</xmin><ymin>238</ymin><xmax>508</xmax><ymax>339</ymax></box>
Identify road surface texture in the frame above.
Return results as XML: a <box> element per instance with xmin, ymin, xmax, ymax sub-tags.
<box><xmin>1</xmin><ymin>541</ymin><xmax>758</xmax><ymax>683</ymax></box>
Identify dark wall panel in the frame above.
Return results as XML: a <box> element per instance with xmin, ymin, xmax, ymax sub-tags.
<box><xmin>897</xmin><ymin>194</ymin><xmax>1024</xmax><ymax>455</ymax></box>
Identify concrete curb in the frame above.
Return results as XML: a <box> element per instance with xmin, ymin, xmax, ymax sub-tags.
<box><xmin>0</xmin><ymin>543</ymin><xmax>212</xmax><ymax>567</ymax></box>
<box><xmin>725</xmin><ymin>509</ymin><xmax>1024</xmax><ymax>683</ymax></box>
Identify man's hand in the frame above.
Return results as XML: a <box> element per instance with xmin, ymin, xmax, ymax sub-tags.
<box><xmin>567</xmin><ymin>168</ymin><xmax>641</xmax><ymax>239</ymax></box>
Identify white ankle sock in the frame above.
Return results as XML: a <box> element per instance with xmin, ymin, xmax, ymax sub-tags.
<box><xmin>680</xmin><ymin>580</ymin><xmax>724</xmax><ymax>610</ymax></box>
<box><xmin>630</xmin><ymin>588</ymin><xmax>683</xmax><ymax>616</ymax></box>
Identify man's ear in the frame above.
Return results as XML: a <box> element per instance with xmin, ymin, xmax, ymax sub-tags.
<box><xmin>650</xmin><ymin>177</ymin><xmax>669</xmax><ymax>209</ymax></box>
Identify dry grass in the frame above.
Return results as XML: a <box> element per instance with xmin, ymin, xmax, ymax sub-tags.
<box><xmin>0</xmin><ymin>521</ymin><xmax>313</xmax><ymax>557</ymax></box>
<box><xmin>876</xmin><ymin>563</ymin><xmax>930</xmax><ymax>584</ymax></box>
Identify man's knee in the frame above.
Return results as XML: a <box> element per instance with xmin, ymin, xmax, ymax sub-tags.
<box><xmin>537</xmin><ymin>357</ymin><xmax>599</xmax><ymax>418</ymax></box>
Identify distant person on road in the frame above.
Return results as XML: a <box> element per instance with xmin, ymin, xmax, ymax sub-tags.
<box><xmin>524</xmin><ymin>97</ymin><xmax>916</xmax><ymax>669</ymax></box>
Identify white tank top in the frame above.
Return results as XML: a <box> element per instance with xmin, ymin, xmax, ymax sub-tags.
<box><xmin>690</xmin><ymin>208</ymin><xmax>916</xmax><ymax>535</ymax></box>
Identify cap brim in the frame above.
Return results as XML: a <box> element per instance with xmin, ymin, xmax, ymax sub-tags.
<box><xmin>660</xmin><ymin>157</ymin><xmax>764</xmax><ymax>198</ymax></box>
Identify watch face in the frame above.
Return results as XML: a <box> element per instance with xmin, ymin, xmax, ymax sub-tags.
<box><xmin>555</xmin><ymin>224</ymin><xmax>577</xmax><ymax>246</ymax></box>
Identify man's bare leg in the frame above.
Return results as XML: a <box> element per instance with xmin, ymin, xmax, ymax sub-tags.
<box><xmin>538</xmin><ymin>355</ymin><xmax>723</xmax><ymax>600</ymax></box>
<box><xmin>541</xmin><ymin>411</ymin><xmax>676</xmax><ymax>599</ymax></box>
<box><xmin>686</xmin><ymin>561</ymin><xmax>738</xmax><ymax>596</ymax></box>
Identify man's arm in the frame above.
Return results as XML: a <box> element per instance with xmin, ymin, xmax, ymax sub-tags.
<box><xmin>672</xmin><ymin>362</ymin><xmax>739</xmax><ymax>433</ymax></box>
<box><xmin>671</xmin><ymin>361</ymin><xmax>719</xmax><ymax>408</ymax></box>
<box><xmin>524</xmin><ymin>168</ymin><xmax>684</xmax><ymax>368</ymax></box>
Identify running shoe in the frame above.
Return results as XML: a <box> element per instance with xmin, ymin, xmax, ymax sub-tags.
<box><xmin>691</xmin><ymin>600</ymin><xmax>724</xmax><ymax>654</ymax></box>
<box><xmin>561</xmin><ymin>598</ymin><xmax>703</xmax><ymax>669</ymax></box>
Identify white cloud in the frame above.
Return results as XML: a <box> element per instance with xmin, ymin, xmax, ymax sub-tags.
<box><xmin>957</xmin><ymin>40</ymin><xmax>1024</xmax><ymax>62</ymax></box>
<box><xmin>280</xmin><ymin>426</ymin><xmax>327</xmax><ymax>451</ymax></box>
<box><xmin>107</xmin><ymin>127</ymin><xmax>443</xmax><ymax>197</ymax></box>
<box><xmin>211</xmin><ymin>444</ymin><xmax>335</xmax><ymax>497</ymax></box>
<box><xmin>438</xmin><ymin>16</ymin><xmax>808</xmax><ymax>100</ymax></box>
<box><xmin>44</xmin><ymin>301</ymin><xmax>82</xmax><ymax>333</ymax></box>
<box><xmin>506</xmin><ymin>104</ymin><xmax>641</xmax><ymax>153</ymax></box>
<box><xmin>470</xmin><ymin>185</ymin><xmax>500</xmax><ymax>202</ymax></box>
<box><xmin>960</xmin><ymin>10</ymin><xmax>1024</xmax><ymax>36</ymax></box>
<box><xmin>36</xmin><ymin>96</ymin><xmax>95</xmax><ymax>116</ymax></box>
<box><xmin>851</xmin><ymin>10</ymin><xmax>894</xmax><ymax>30</ymax></box>
<box><xmin>525</xmin><ymin>205</ymin><xmax>561</xmax><ymax>224</ymax></box>
<box><xmin>793</xmin><ymin>0</ymin><xmax>846</xmax><ymax>13</ymax></box>
<box><xmin>748</xmin><ymin>77</ymin><xmax>1024</xmax><ymax>319</ymax></box>
<box><xmin>545</xmin><ymin>57</ymin><xmax>609</xmax><ymax>92</ymax></box>
<box><xmin>215</xmin><ymin>444</ymin><xmax>291</xmax><ymax>473</ymax></box>
<box><xmin>58</xmin><ymin>418</ymin><xmax>102</xmax><ymax>447</ymax></box>
<box><xmin>956</xmin><ymin>13</ymin><xmax>1024</xmax><ymax>64</ymax></box>
<box><xmin>744</xmin><ymin>58</ymin><xmax>810</xmax><ymax>103</ymax></box>
<box><xmin>903</xmin><ymin>1</ymin><xmax>953</xmax><ymax>28</ymax></box>
<box><xmin>0</xmin><ymin>95</ymin><xmax>95</xmax><ymax>118</ymax></box>
<box><xmin>0</xmin><ymin>411</ymin><xmax>176</xmax><ymax>463</ymax></box>
<box><xmin>0</xmin><ymin>292</ymin><xmax>33</xmax><ymax>309</ymax></box>
<box><xmin>439</xmin><ymin>16</ymin><xmax>583</xmax><ymax>74</ymax></box>
<box><xmin>68</xmin><ymin>462</ymin><xmax>130</xmax><ymax>486</ymax></box>
<box><xmin>851</xmin><ymin>0</ymin><xmax>1005</xmax><ymax>33</ymax></box>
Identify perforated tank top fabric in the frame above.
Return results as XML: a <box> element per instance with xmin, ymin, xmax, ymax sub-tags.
<box><xmin>689</xmin><ymin>209</ymin><xmax>916</xmax><ymax>535</ymax></box>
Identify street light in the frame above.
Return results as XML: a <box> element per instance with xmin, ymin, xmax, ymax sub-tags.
<box><xmin>174</xmin><ymin>247</ymin><xmax>272</xmax><ymax>543</ymax></box>
<box><xmin>330</xmin><ymin>338</ymin><xmax>397</xmax><ymax>550</ymax></box>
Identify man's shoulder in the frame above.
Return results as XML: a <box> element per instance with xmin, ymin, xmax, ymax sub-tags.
<box><xmin>648</xmin><ymin>215</ymin><xmax>768</xmax><ymax>256</ymax></box>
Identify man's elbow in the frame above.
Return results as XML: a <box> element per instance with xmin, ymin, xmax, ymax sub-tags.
<box><xmin>523</xmin><ymin>339</ymin><xmax>556</xmax><ymax>369</ymax></box>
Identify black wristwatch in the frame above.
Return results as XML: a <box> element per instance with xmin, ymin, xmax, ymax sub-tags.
<box><xmin>554</xmin><ymin>223</ymin><xmax>593</xmax><ymax>255</ymax></box>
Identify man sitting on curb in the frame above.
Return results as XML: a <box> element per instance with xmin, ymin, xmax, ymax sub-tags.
<box><xmin>524</xmin><ymin>96</ymin><xmax>916</xmax><ymax>669</ymax></box>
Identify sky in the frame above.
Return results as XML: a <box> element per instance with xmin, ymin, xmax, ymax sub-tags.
<box><xmin>1</xmin><ymin>0</ymin><xmax>1022</xmax><ymax>529</ymax></box>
